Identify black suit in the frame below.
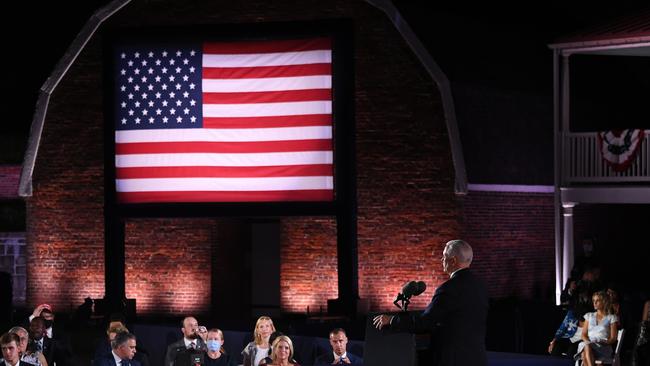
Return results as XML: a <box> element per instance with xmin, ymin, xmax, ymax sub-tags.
<box><xmin>164</xmin><ymin>338</ymin><xmax>206</xmax><ymax>366</ymax></box>
<box><xmin>390</xmin><ymin>268</ymin><xmax>488</xmax><ymax>366</ymax></box>
<box><xmin>92</xmin><ymin>353</ymin><xmax>142</xmax><ymax>366</ymax></box>
<box><xmin>39</xmin><ymin>336</ymin><xmax>72</xmax><ymax>366</ymax></box>
<box><xmin>0</xmin><ymin>361</ymin><xmax>36</xmax><ymax>366</ymax></box>
<box><xmin>314</xmin><ymin>352</ymin><xmax>363</xmax><ymax>365</ymax></box>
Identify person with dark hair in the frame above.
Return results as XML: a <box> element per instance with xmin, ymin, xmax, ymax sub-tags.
<box><xmin>373</xmin><ymin>239</ymin><xmax>488</xmax><ymax>366</ymax></box>
<box><xmin>94</xmin><ymin>322</ymin><xmax>150</xmax><ymax>366</ymax></box>
<box><xmin>632</xmin><ymin>299</ymin><xmax>650</xmax><ymax>366</ymax></box>
<box><xmin>1</xmin><ymin>333</ymin><xmax>36</xmax><ymax>366</ymax></box>
<box><xmin>314</xmin><ymin>328</ymin><xmax>362</xmax><ymax>365</ymax></box>
<box><xmin>93</xmin><ymin>332</ymin><xmax>140</xmax><ymax>366</ymax></box>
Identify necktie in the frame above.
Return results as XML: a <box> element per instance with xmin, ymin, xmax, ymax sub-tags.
<box><xmin>120</xmin><ymin>359</ymin><xmax>129</xmax><ymax>366</ymax></box>
<box><xmin>36</xmin><ymin>341</ymin><xmax>43</xmax><ymax>352</ymax></box>
<box><xmin>189</xmin><ymin>342</ymin><xmax>196</xmax><ymax>350</ymax></box>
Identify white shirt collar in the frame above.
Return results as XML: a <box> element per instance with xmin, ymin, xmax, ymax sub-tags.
<box><xmin>183</xmin><ymin>337</ymin><xmax>197</xmax><ymax>348</ymax></box>
<box><xmin>4</xmin><ymin>360</ymin><xmax>19</xmax><ymax>366</ymax></box>
<box><xmin>112</xmin><ymin>351</ymin><xmax>123</xmax><ymax>366</ymax></box>
<box><xmin>333</xmin><ymin>352</ymin><xmax>347</xmax><ymax>361</ymax></box>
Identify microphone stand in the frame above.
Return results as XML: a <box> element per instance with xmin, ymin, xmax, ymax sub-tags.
<box><xmin>393</xmin><ymin>293</ymin><xmax>412</xmax><ymax>311</ymax></box>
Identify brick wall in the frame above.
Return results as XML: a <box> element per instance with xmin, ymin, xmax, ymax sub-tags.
<box><xmin>27</xmin><ymin>0</ymin><xmax>461</xmax><ymax>314</ymax></box>
<box><xmin>459</xmin><ymin>190</ymin><xmax>556</xmax><ymax>299</ymax></box>
<box><xmin>124</xmin><ymin>219</ymin><xmax>216</xmax><ymax>314</ymax></box>
<box><xmin>0</xmin><ymin>166</ymin><xmax>20</xmax><ymax>199</ymax></box>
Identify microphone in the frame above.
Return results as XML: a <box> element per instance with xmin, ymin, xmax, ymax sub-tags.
<box><xmin>394</xmin><ymin>281</ymin><xmax>427</xmax><ymax>311</ymax></box>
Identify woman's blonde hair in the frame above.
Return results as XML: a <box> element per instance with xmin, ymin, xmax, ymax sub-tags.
<box><xmin>593</xmin><ymin>290</ymin><xmax>613</xmax><ymax>315</ymax></box>
<box><xmin>271</xmin><ymin>335</ymin><xmax>294</xmax><ymax>362</ymax></box>
<box><xmin>253</xmin><ymin>316</ymin><xmax>275</xmax><ymax>345</ymax></box>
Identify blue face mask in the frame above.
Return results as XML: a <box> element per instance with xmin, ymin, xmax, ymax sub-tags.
<box><xmin>207</xmin><ymin>340</ymin><xmax>222</xmax><ymax>352</ymax></box>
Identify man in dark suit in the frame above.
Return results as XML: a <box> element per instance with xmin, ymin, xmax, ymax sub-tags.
<box><xmin>164</xmin><ymin>316</ymin><xmax>206</xmax><ymax>366</ymax></box>
<box><xmin>315</xmin><ymin>328</ymin><xmax>363</xmax><ymax>365</ymax></box>
<box><xmin>26</xmin><ymin>305</ymin><xmax>72</xmax><ymax>366</ymax></box>
<box><xmin>92</xmin><ymin>331</ymin><xmax>141</xmax><ymax>366</ymax></box>
<box><xmin>1</xmin><ymin>332</ymin><xmax>36</xmax><ymax>366</ymax></box>
<box><xmin>373</xmin><ymin>239</ymin><xmax>488</xmax><ymax>366</ymax></box>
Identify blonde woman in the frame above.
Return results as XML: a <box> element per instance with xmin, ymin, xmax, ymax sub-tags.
<box><xmin>267</xmin><ymin>336</ymin><xmax>300</xmax><ymax>366</ymax></box>
<box><xmin>575</xmin><ymin>291</ymin><xmax>619</xmax><ymax>366</ymax></box>
<box><xmin>241</xmin><ymin>316</ymin><xmax>275</xmax><ymax>366</ymax></box>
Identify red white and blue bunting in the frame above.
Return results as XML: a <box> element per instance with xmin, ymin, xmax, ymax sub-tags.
<box><xmin>597</xmin><ymin>129</ymin><xmax>646</xmax><ymax>172</ymax></box>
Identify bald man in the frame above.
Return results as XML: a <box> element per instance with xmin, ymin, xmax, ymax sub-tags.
<box><xmin>164</xmin><ymin>317</ymin><xmax>205</xmax><ymax>366</ymax></box>
<box><xmin>373</xmin><ymin>240</ymin><xmax>488</xmax><ymax>366</ymax></box>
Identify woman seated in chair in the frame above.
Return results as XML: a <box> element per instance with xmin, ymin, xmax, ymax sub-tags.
<box><xmin>266</xmin><ymin>335</ymin><xmax>300</xmax><ymax>366</ymax></box>
<box><xmin>575</xmin><ymin>290</ymin><xmax>619</xmax><ymax>366</ymax></box>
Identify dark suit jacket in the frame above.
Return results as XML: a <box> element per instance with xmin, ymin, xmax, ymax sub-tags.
<box><xmin>314</xmin><ymin>352</ymin><xmax>363</xmax><ymax>365</ymax></box>
<box><xmin>164</xmin><ymin>338</ymin><xmax>206</xmax><ymax>366</ymax></box>
<box><xmin>0</xmin><ymin>361</ymin><xmax>37</xmax><ymax>366</ymax></box>
<box><xmin>39</xmin><ymin>336</ymin><xmax>72</xmax><ymax>366</ymax></box>
<box><xmin>391</xmin><ymin>268</ymin><xmax>488</xmax><ymax>366</ymax></box>
<box><xmin>92</xmin><ymin>353</ymin><xmax>142</xmax><ymax>366</ymax></box>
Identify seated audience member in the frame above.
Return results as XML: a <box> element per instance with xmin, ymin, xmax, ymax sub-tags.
<box><xmin>242</xmin><ymin>316</ymin><xmax>275</xmax><ymax>366</ymax></box>
<box><xmin>260</xmin><ymin>332</ymin><xmax>284</xmax><ymax>366</ymax></box>
<box><xmin>632</xmin><ymin>299</ymin><xmax>650</xmax><ymax>366</ymax></box>
<box><xmin>92</xmin><ymin>331</ymin><xmax>140</xmax><ymax>366</ymax></box>
<box><xmin>165</xmin><ymin>316</ymin><xmax>206</xmax><ymax>366</ymax></box>
<box><xmin>560</xmin><ymin>277</ymin><xmax>579</xmax><ymax>309</ymax></box>
<box><xmin>1</xmin><ymin>332</ymin><xmax>35</xmax><ymax>366</ymax></box>
<box><xmin>266</xmin><ymin>336</ymin><xmax>299</xmax><ymax>366</ymax></box>
<box><xmin>548</xmin><ymin>310</ymin><xmax>583</xmax><ymax>357</ymax></box>
<box><xmin>575</xmin><ymin>291</ymin><xmax>619</xmax><ymax>366</ymax></box>
<box><xmin>26</xmin><ymin>304</ymin><xmax>72</xmax><ymax>366</ymax></box>
<box><xmin>28</xmin><ymin>317</ymin><xmax>68</xmax><ymax>366</ymax></box>
<box><xmin>183</xmin><ymin>328</ymin><xmax>235</xmax><ymax>366</ymax></box>
<box><xmin>8</xmin><ymin>327</ymin><xmax>47</xmax><ymax>366</ymax></box>
<box><xmin>94</xmin><ymin>320</ymin><xmax>150</xmax><ymax>366</ymax></box>
<box><xmin>315</xmin><ymin>328</ymin><xmax>363</xmax><ymax>365</ymax></box>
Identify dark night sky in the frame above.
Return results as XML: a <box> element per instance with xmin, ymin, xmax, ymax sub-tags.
<box><xmin>2</xmin><ymin>2</ymin><xmax>648</xmax><ymax>184</ymax></box>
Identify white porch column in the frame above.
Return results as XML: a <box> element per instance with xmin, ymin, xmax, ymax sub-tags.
<box><xmin>562</xmin><ymin>202</ymin><xmax>576</xmax><ymax>290</ymax></box>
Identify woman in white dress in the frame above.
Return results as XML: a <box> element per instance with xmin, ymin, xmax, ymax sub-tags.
<box><xmin>575</xmin><ymin>290</ymin><xmax>619</xmax><ymax>366</ymax></box>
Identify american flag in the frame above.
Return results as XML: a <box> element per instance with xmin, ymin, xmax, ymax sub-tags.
<box><xmin>114</xmin><ymin>38</ymin><xmax>334</xmax><ymax>203</ymax></box>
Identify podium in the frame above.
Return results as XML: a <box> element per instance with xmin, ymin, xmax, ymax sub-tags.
<box><xmin>363</xmin><ymin>312</ymin><xmax>417</xmax><ymax>366</ymax></box>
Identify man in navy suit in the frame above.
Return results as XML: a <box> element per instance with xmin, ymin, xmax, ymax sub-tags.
<box><xmin>93</xmin><ymin>331</ymin><xmax>141</xmax><ymax>366</ymax></box>
<box><xmin>315</xmin><ymin>328</ymin><xmax>363</xmax><ymax>365</ymax></box>
<box><xmin>1</xmin><ymin>333</ymin><xmax>36</xmax><ymax>366</ymax></box>
<box><xmin>373</xmin><ymin>240</ymin><xmax>488</xmax><ymax>366</ymax></box>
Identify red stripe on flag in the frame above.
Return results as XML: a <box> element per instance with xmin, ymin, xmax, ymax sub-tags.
<box><xmin>203</xmin><ymin>64</ymin><xmax>331</xmax><ymax>79</ymax></box>
<box><xmin>116</xmin><ymin>139</ymin><xmax>332</xmax><ymax>154</ymax></box>
<box><xmin>203</xmin><ymin>38</ymin><xmax>331</xmax><ymax>54</ymax></box>
<box><xmin>116</xmin><ymin>165</ymin><xmax>333</xmax><ymax>179</ymax></box>
<box><xmin>117</xmin><ymin>190</ymin><xmax>334</xmax><ymax>203</ymax></box>
<box><xmin>202</xmin><ymin>89</ymin><xmax>331</xmax><ymax>104</ymax></box>
<box><xmin>203</xmin><ymin>115</ymin><xmax>331</xmax><ymax>129</ymax></box>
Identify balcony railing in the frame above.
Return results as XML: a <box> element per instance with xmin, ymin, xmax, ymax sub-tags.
<box><xmin>563</xmin><ymin>130</ymin><xmax>650</xmax><ymax>183</ymax></box>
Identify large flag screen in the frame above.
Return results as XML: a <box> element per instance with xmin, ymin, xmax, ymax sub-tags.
<box><xmin>113</xmin><ymin>37</ymin><xmax>334</xmax><ymax>203</ymax></box>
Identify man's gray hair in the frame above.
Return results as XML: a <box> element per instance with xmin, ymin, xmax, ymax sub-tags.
<box><xmin>8</xmin><ymin>326</ymin><xmax>27</xmax><ymax>336</ymax></box>
<box><xmin>111</xmin><ymin>331</ymin><xmax>136</xmax><ymax>349</ymax></box>
<box><xmin>445</xmin><ymin>240</ymin><xmax>473</xmax><ymax>264</ymax></box>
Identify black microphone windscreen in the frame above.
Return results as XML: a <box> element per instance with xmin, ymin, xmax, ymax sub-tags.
<box><xmin>401</xmin><ymin>281</ymin><xmax>418</xmax><ymax>297</ymax></box>
<box><xmin>414</xmin><ymin>281</ymin><xmax>426</xmax><ymax>296</ymax></box>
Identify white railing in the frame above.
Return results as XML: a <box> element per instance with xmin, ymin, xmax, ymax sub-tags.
<box><xmin>563</xmin><ymin>130</ymin><xmax>650</xmax><ymax>183</ymax></box>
